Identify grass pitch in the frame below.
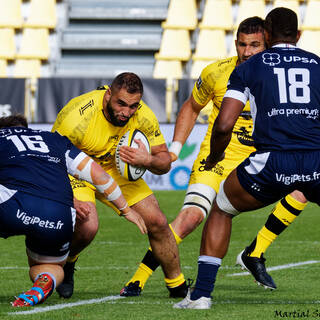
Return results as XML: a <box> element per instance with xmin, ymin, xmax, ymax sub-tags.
<box><xmin>1</xmin><ymin>190</ymin><xmax>320</xmax><ymax>320</ymax></box>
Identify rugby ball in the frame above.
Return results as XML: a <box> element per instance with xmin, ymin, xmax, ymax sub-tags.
<box><xmin>115</xmin><ymin>129</ymin><xmax>150</xmax><ymax>181</ymax></box>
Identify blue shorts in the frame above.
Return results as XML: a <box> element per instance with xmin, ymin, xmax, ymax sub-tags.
<box><xmin>237</xmin><ymin>150</ymin><xmax>320</xmax><ymax>205</ymax></box>
<box><xmin>0</xmin><ymin>186</ymin><xmax>76</xmax><ymax>261</ymax></box>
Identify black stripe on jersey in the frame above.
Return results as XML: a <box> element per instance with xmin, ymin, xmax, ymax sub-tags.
<box><xmin>265</xmin><ymin>214</ymin><xmax>286</xmax><ymax>235</ymax></box>
<box><xmin>280</xmin><ymin>197</ymin><xmax>302</xmax><ymax>216</ymax></box>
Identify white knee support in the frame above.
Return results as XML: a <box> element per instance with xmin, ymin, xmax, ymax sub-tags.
<box><xmin>216</xmin><ymin>180</ymin><xmax>239</xmax><ymax>216</ymax></box>
<box><xmin>182</xmin><ymin>183</ymin><xmax>216</xmax><ymax>218</ymax></box>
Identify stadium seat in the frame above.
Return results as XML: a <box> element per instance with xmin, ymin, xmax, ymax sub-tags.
<box><xmin>272</xmin><ymin>0</ymin><xmax>301</xmax><ymax>26</ymax></box>
<box><xmin>17</xmin><ymin>28</ymin><xmax>50</xmax><ymax>60</ymax></box>
<box><xmin>161</xmin><ymin>0</ymin><xmax>198</xmax><ymax>30</ymax></box>
<box><xmin>298</xmin><ymin>30</ymin><xmax>320</xmax><ymax>56</ymax></box>
<box><xmin>234</xmin><ymin>0</ymin><xmax>266</xmax><ymax>28</ymax></box>
<box><xmin>0</xmin><ymin>0</ymin><xmax>23</xmax><ymax>28</ymax></box>
<box><xmin>199</xmin><ymin>0</ymin><xmax>233</xmax><ymax>30</ymax></box>
<box><xmin>14</xmin><ymin>59</ymin><xmax>41</xmax><ymax>78</ymax></box>
<box><xmin>0</xmin><ymin>59</ymin><xmax>7</xmax><ymax>77</ymax></box>
<box><xmin>190</xmin><ymin>59</ymin><xmax>214</xmax><ymax>79</ymax></box>
<box><xmin>153</xmin><ymin>59</ymin><xmax>183</xmax><ymax>79</ymax></box>
<box><xmin>0</xmin><ymin>28</ymin><xmax>16</xmax><ymax>59</ymax></box>
<box><xmin>155</xmin><ymin>29</ymin><xmax>191</xmax><ymax>61</ymax></box>
<box><xmin>193</xmin><ymin>29</ymin><xmax>227</xmax><ymax>60</ymax></box>
<box><xmin>24</xmin><ymin>0</ymin><xmax>57</xmax><ymax>29</ymax></box>
<box><xmin>302</xmin><ymin>0</ymin><xmax>320</xmax><ymax>30</ymax></box>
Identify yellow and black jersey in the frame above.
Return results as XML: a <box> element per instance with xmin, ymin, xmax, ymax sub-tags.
<box><xmin>52</xmin><ymin>85</ymin><xmax>166</xmax><ymax>172</ymax></box>
<box><xmin>193</xmin><ymin>56</ymin><xmax>254</xmax><ymax>149</ymax></box>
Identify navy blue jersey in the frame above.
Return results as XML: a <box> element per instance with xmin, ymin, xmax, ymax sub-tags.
<box><xmin>0</xmin><ymin>127</ymin><xmax>83</xmax><ymax>207</ymax></box>
<box><xmin>225</xmin><ymin>44</ymin><xmax>320</xmax><ymax>151</ymax></box>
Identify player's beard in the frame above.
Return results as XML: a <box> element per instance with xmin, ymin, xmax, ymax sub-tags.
<box><xmin>106</xmin><ymin>101</ymin><xmax>129</xmax><ymax>127</ymax></box>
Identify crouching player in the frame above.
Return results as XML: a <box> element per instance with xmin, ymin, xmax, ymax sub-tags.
<box><xmin>0</xmin><ymin>114</ymin><xmax>146</xmax><ymax>307</ymax></box>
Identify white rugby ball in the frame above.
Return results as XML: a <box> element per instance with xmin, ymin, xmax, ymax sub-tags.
<box><xmin>115</xmin><ymin>129</ymin><xmax>150</xmax><ymax>181</ymax></box>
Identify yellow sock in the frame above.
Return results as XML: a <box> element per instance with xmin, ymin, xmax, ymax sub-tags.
<box><xmin>125</xmin><ymin>224</ymin><xmax>183</xmax><ymax>289</ymax></box>
<box><xmin>165</xmin><ymin>272</ymin><xmax>185</xmax><ymax>288</ymax></box>
<box><xmin>66</xmin><ymin>254</ymin><xmax>79</xmax><ymax>263</ymax></box>
<box><xmin>249</xmin><ymin>194</ymin><xmax>307</xmax><ymax>258</ymax></box>
<box><xmin>125</xmin><ymin>262</ymin><xmax>153</xmax><ymax>289</ymax></box>
<box><xmin>169</xmin><ymin>223</ymin><xmax>183</xmax><ymax>245</ymax></box>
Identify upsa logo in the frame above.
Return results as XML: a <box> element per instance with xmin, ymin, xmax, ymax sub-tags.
<box><xmin>262</xmin><ymin>53</ymin><xmax>281</xmax><ymax>66</ymax></box>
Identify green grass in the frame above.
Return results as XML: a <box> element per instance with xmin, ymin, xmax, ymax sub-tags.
<box><xmin>1</xmin><ymin>190</ymin><xmax>320</xmax><ymax>319</ymax></box>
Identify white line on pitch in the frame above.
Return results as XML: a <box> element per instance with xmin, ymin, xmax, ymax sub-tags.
<box><xmin>228</xmin><ymin>260</ymin><xmax>320</xmax><ymax>277</ymax></box>
<box><xmin>8</xmin><ymin>295</ymin><xmax>123</xmax><ymax>315</ymax></box>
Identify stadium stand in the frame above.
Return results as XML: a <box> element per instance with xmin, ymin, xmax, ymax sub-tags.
<box><xmin>0</xmin><ymin>59</ymin><xmax>7</xmax><ymax>77</ymax></box>
<box><xmin>0</xmin><ymin>28</ymin><xmax>16</xmax><ymax>60</ymax></box>
<box><xmin>234</xmin><ymin>0</ymin><xmax>266</xmax><ymax>28</ymax></box>
<box><xmin>198</xmin><ymin>0</ymin><xmax>233</xmax><ymax>30</ymax></box>
<box><xmin>0</xmin><ymin>0</ymin><xmax>23</xmax><ymax>28</ymax></box>
<box><xmin>301</xmin><ymin>0</ymin><xmax>320</xmax><ymax>30</ymax></box>
<box><xmin>298</xmin><ymin>30</ymin><xmax>320</xmax><ymax>56</ymax></box>
<box><xmin>24</xmin><ymin>0</ymin><xmax>57</xmax><ymax>29</ymax></box>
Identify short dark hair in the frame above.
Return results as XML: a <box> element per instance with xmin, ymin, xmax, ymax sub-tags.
<box><xmin>0</xmin><ymin>114</ymin><xmax>28</xmax><ymax>129</ymax></box>
<box><xmin>237</xmin><ymin>16</ymin><xmax>264</xmax><ymax>39</ymax></box>
<box><xmin>111</xmin><ymin>72</ymin><xmax>143</xmax><ymax>96</ymax></box>
<box><xmin>264</xmin><ymin>7</ymin><xmax>298</xmax><ymax>41</ymax></box>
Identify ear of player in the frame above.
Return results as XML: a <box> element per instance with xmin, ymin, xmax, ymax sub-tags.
<box><xmin>116</xmin><ymin>129</ymin><xmax>150</xmax><ymax>181</ymax></box>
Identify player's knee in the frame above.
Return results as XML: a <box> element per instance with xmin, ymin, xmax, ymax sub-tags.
<box><xmin>182</xmin><ymin>183</ymin><xmax>216</xmax><ymax>218</ymax></box>
<box><xmin>146</xmin><ymin>210</ymin><xmax>168</xmax><ymax>233</ymax></box>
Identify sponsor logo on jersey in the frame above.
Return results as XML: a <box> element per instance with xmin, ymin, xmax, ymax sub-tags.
<box><xmin>267</xmin><ymin>107</ymin><xmax>319</xmax><ymax>119</ymax></box>
<box><xmin>199</xmin><ymin>159</ymin><xmax>224</xmax><ymax>175</ymax></box>
<box><xmin>276</xmin><ymin>171</ymin><xmax>320</xmax><ymax>185</ymax></box>
<box><xmin>79</xmin><ymin>99</ymin><xmax>94</xmax><ymax>115</ymax></box>
<box><xmin>234</xmin><ymin>127</ymin><xmax>254</xmax><ymax>146</ymax></box>
<box><xmin>262</xmin><ymin>53</ymin><xmax>318</xmax><ymax>66</ymax></box>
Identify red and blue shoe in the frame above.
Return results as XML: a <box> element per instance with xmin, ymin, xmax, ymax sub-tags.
<box><xmin>12</xmin><ymin>273</ymin><xmax>54</xmax><ymax>307</ymax></box>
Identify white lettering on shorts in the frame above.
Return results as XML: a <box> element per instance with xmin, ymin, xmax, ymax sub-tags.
<box><xmin>275</xmin><ymin>171</ymin><xmax>320</xmax><ymax>185</ymax></box>
<box><xmin>16</xmin><ymin>209</ymin><xmax>64</xmax><ymax>229</ymax></box>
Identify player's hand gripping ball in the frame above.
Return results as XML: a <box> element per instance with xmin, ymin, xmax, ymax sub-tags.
<box><xmin>115</xmin><ymin>129</ymin><xmax>150</xmax><ymax>181</ymax></box>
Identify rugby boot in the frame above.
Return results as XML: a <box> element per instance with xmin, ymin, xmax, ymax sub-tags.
<box><xmin>167</xmin><ymin>279</ymin><xmax>193</xmax><ymax>298</ymax></box>
<box><xmin>12</xmin><ymin>273</ymin><xmax>54</xmax><ymax>307</ymax></box>
<box><xmin>56</xmin><ymin>260</ymin><xmax>77</xmax><ymax>298</ymax></box>
<box><xmin>236</xmin><ymin>247</ymin><xmax>277</xmax><ymax>290</ymax></box>
<box><xmin>120</xmin><ymin>280</ymin><xmax>142</xmax><ymax>297</ymax></box>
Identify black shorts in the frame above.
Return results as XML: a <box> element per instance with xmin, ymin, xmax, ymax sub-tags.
<box><xmin>0</xmin><ymin>186</ymin><xmax>76</xmax><ymax>260</ymax></box>
<box><xmin>237</xmin><ymin>150</ymin><xmax>320</xmax><ymax>205</ymax></box>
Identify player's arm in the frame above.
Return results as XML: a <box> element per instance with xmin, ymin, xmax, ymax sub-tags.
<box><xmin>169</xmin><ymin>93</ymin><xmax>208</xmax><ymax>162</ymax></box>
<box><xmin>119</xmin><ymin>141</ymin><xmax>171</xmax><ymax>175</ymax></box>
<box><xmin>205</xmin><ymin>97</ymin><xmax>245</xmax><ymax>170</ymax></box>
<box><xmin>68</xmin><ymin>151</ymin><xmax>147</xmax><ymax>234</ymax></box>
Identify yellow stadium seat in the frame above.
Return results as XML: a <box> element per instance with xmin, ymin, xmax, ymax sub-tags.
<box><xmin>298</xmin><ymin>30</ymin><xmax>320</xmax><ymax>56</ymax></box>
<box><xmin>153</xmin><ymin>59</ymin><xmax>183</xmax><ymax>79</ymax></box>
<box><xmin>24</xmin><ymin>0</ymin><xmax>57</xmax><ymax>29</ymax></box>
<box><xmin>14</xmin><ymin>59</ymin><xmax>41</xmax><ymax>78</ymax></box>
<box><xmin>161</xmin><ymin>0</ymin><xmax>198</xmax><ymax>30</ymax></box>
<box><xmin>302</xmin><ymin>0</ymin><xmax>320</xmax><ymax>30</ymax></box>
<box><xmin>0</xmin><ymin>28</ymin><xmax>16</xmax><ymax>59</ymax></box>
<box><xmin>0</xmin><ymin>59</ymin><xmax>7</xmax><ymax>77</ymax></box>
<box><xmin>155</xmin><ymin>29</ymin><xmax>191</xmax><ymax>61</ymax></box>
<box><xmin>228</xmin><ymin>30</ymin><xmax>237</xmax><ymax>57</ymax></box>
<box><xmin>0</xmin><ymin>0</ymin><xmax>23</xmax><ymax>28</ymax></box>
<box><xmin>193</xmin><ymin>29</ymin><xmax>227</xmax><ymax>60</ymax></box>
<box><xmin>272</xmin><ymin>0</ymin><xmax>301</xmax><ymax>26</ymax></box>
<box><xmin>17</xmin><ymin>28</ymin><xmax>50</xmax><ymax>60</ymax></box>
<box><xmin>199</xmin><ymin>0</ymin><xmax>233</xmax><ymax>30</ymax></box>
<box><xmin>235</xmin><ymin>0</ymin><xmax>265</xmax><ymax>28</ymax></box>
<box><xmin>190</xmin><ymin>59</ymin><xmax>215</xmax><ymax>79</ymax></box>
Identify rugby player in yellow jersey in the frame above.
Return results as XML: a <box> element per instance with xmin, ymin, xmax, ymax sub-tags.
<box><xmin>51</xmin><ymin>72</ymin><xmax>187</xmax><ymax>299</ymax></box>
<box><xmin>120</xmin><ymin>17</ymin><xmax>308</xmax><ymax>296</ymax></box>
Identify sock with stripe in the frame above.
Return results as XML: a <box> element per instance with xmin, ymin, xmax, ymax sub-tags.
<box><xmin>248</xmin><ymin>194</ymin><xmax>307</xmax><ymax>258</ymax></box>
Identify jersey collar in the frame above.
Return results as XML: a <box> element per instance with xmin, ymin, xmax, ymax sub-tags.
<box><xmin>272</xmin><ymin>43</ymin><xmax>297</xmax><ymax>49</ymax></box>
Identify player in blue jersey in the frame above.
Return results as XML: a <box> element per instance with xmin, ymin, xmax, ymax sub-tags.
<box><xmin>0</xmin><ymin>114</ymin><xmax>146</xmax><ymax>307</ymax></box>
<box><xmin>174</xmin><ymin>7</ymin><xmax>320</xmax><ymax>309</ymax></box>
